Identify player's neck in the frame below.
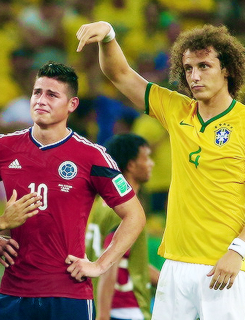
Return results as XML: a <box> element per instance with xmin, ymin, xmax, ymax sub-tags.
<box><xmin>197</xmin><ymin>94</ymin><xmax>233</xmax><ymax>122</ymax></box>
<box><xmin>32</xmin><ymin>124</ymin><xmax>70</xmax><ymax>146</ymax></box>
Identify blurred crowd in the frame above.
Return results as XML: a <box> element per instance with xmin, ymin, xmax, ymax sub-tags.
<box><xmin>0</xmin><ymin>0</ymin><xmax>245</xmax><ymax>226</ymax></box>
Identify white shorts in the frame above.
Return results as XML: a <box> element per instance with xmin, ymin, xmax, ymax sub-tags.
<box><xmin>152</xmin><ymin>260</ymin><xmax>245</xmax><ymax>320</ymax></box>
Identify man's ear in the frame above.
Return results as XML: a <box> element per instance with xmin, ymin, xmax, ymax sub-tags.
<box><xmin>127</xmin><ymin>159</ymin><xmax>136</xmax><ymax>173</ymax></box>
<box><xmin>68</xmin><ymin>97</ymin><xmax>79</xmax><ymax>113</ymax></box>
<box><xmin>221</xmin><ymin>65</ymin><xmax>229</xmax><ymax>78</ymax></box>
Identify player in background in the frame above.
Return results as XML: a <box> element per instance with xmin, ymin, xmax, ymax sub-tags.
<box><xmin>86</xmin><ymin>133</ymin><xmax>159</xmax><ymax>320</ymax></box>
<box><xmin>76</xmin><ymin>22</ymin><xmax>245</xmax><ymax>320</ymax></box>
<box><xmin>0</xmin><ymin>61</ymin><xmax>146</xmax><ymax>320</ymax></box>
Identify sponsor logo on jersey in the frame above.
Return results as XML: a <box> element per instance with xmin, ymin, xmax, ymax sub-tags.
<box><xmin>180</xmin><ymin>120</ymin><xmax>194</xmax><ymax>127</ymax></box>
<box><xmin>8</xmin><ymin>159</ymin><xmax>22</xmax><ymax>169</ymax></box>
<box><xmin>214</xmin><ymin>127</ymin><xmax>231</xmax><ymax>146</ymax></box>
<box><xmin>58</xmin><ymin>161</ymin><xmax>77</xmax><ymax>180</ymax></box>
<box><xmin>112</xmin><ymin>174</ymin><xmax>132</xmax><ymax>197</ymax></box>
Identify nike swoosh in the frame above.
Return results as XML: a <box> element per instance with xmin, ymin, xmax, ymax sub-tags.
<box><xmin>180</xmin><ymin>120</ymin><xmax>194</xmax><ymax>127</ymax></box>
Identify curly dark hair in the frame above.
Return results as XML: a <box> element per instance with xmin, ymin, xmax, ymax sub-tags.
<box><xmin>169</xmin><ymin>24</ymin><xmax>245</xmax><ymax>99</ymax></box>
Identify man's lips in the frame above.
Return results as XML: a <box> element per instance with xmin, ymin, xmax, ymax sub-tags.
<box><xmin>191</xmin><ymin>84</ymin><xmax>204</xmax><ymax>90</ymax></box>
<box><xmin>34</xmin><ymin>108</ymin><xmax>49</xmax><ymax>114</ymax></box>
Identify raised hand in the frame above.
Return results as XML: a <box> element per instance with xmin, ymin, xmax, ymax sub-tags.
<box><xmin>76</xmin><ymin>21</ymin><xmax>111</xmax><ymax>52</ymax></box>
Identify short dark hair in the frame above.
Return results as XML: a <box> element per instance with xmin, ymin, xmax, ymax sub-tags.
<box><xmin>37</xmin><ymin>61</ymin><xmax>78</xmax><ymax>97</ymax></box>
<box><xmin>169</xmin><ymin>24</ymin><xmax>245</xmax><ymax>99</ymax></box>
<box><xmin>105</xmin><ymin>133</ymin><xmax>149</xmax><ymax>173</ymax></box>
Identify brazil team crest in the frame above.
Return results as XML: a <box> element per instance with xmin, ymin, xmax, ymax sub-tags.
<box><xmin>58</xmin><ymin>161</ymin><xmax>77</xmax><ymax>180</ymax></box>
<box><xmin>214</xmin><ymin>127</ymin><xmax>231</xmax><ymax>146</ymax></box>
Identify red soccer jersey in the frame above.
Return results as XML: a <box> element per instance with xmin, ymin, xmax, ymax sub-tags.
<box><xmin>0</xmin><ymin>128</ymin><xmax>135</xmax><ymax>299</ymax></box>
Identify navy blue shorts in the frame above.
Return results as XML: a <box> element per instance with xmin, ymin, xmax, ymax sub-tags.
<box><xmin>0</xmin><ymin>294</ymin><xmax>95</xmax><ymax>320</ymax></box>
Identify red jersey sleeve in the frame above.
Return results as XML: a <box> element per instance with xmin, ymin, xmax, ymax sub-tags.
<box><xmin>90</xmin><ymin>165</ymin><xmax>135</xmax><ymax>208</ymax></box>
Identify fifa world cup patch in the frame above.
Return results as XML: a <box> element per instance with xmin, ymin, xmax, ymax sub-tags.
<box><xmin>112</xmin><ymin>174</ymin><xmax>132</xmax><ymax>197</ymax></box>
<box><xmin>58</xmin><ymin>161</ymin><xmax>77</xmax><ymax>180</ymax></box>
<box><xmin>214</xmin><ymin>126</ymin><xmax>232</xmax><ymax>146</ymax></box>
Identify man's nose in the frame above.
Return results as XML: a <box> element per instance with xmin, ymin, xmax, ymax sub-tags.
<box><xmin>191</xmin><ymin>67</ymin><xmax>201</xmax><ymax>81</ymax></box>
<box><xmin>37</xmin><ymin>94</ymin><xmax>46</xmax><ymax>105</ymax></box>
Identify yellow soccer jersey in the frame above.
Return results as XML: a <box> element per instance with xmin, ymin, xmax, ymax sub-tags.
<box><xmin>145</xmin><ymin>83</ymin><xmax>245</xmax><ymax>269</ymax></box>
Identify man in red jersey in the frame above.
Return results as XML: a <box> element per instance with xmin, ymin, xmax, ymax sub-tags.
<box><xmin>0</xmin><ymin>61</ymin><xmax>146</xmax><ymax>320</ymax></box>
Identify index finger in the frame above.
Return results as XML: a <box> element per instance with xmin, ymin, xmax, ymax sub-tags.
<box><xmin>65</xmin><ymin>254</ymin><xmax>77</xmax><ymax>264</ymax></box>
<box><xmin>8</xmin><ymin>238</ymin><xmax>19</xmax><ymax>250</ymax></box>
<box><xmin>209</xmin><ymin>273</ymin><xmax>219</xmax><ymax>289</ymax></box>
<box><xmin>76</xmin><ymin>26</ymin><xmax>87</xmax><ymax>52</ymax></box>
<box><xmin>76</xmin><ymin>23</ymin><xmax>110</xmax><ymax>52</ymax></box>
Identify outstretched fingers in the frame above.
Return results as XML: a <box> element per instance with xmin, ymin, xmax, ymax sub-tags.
<box><xmin>18</xmin><ymin>193</ymin><xmax>43</xmax><ymax>215</ymax></box>
<box><xmin>2</xmin><ymin>191</ymin><xmax>42</xmax><ymax>229</ymax></box>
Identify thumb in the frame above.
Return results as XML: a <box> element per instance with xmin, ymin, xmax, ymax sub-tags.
<box><xmin>8</xmin><ymin>189</ymin><xmax>17</xmax><ymax>206</ymax></box>
<box><xmin>207</xmin><ymin>266</ymin><xmax>215</xmax><ymax>277</ymax></box>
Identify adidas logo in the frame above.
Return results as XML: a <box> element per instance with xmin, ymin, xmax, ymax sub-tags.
<box><xmin>9</xmin><ymin>159</ymin><xmax>22</xmax><ymax>169</ymax></box>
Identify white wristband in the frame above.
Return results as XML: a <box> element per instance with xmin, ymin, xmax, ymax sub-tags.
<box><xmin>102</xmin><ymin>22</ymin><xmax>115</xmax><ymax>43</ymax></box>
<box><xmin>228</xmin><ymin>237</ymin><xmax>245</xmax><ymax>259</ymax></box>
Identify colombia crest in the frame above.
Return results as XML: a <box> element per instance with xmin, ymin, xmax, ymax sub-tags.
<box><xmin>58</xmin><ymin>161</ymin><xmax>77</xmax><ymax>180</ymax></box>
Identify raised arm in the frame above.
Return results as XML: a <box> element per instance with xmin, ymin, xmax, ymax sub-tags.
<box><xmin>76</xmin><ymin>21</ymin><xmax>148</xmax><ymax>111</ymax></box>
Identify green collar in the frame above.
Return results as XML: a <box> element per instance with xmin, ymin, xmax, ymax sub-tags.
<box><xmin>197</xmin><ymin>99</ymin><xmax>236</xmax><ymax>133</ymax></box>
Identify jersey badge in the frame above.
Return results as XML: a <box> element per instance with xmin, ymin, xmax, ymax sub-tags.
<box><xmin>58</xmin><ymin>184</ymin><xmax>73</xmax><ymax>192</ymax></box>
<box><xmin>112</xmin><ymin>174</ymin><xmax>132</xmax><ymax>197</ymax></box>
<box><xmin>214</xmin><ymin>126</ymin><xmax>232</xmax><ymax>146</ymax></box>
<box><xmin>58</xmin><ymin>161</ymin><xmax>77</xmax><ymax>180</ymax></box>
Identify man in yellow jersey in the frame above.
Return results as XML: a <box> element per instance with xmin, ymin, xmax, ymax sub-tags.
<box><xmin>76</xmin><ymin>22</ymin><xmax>245</xmax><ymax>320</ymax></box>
